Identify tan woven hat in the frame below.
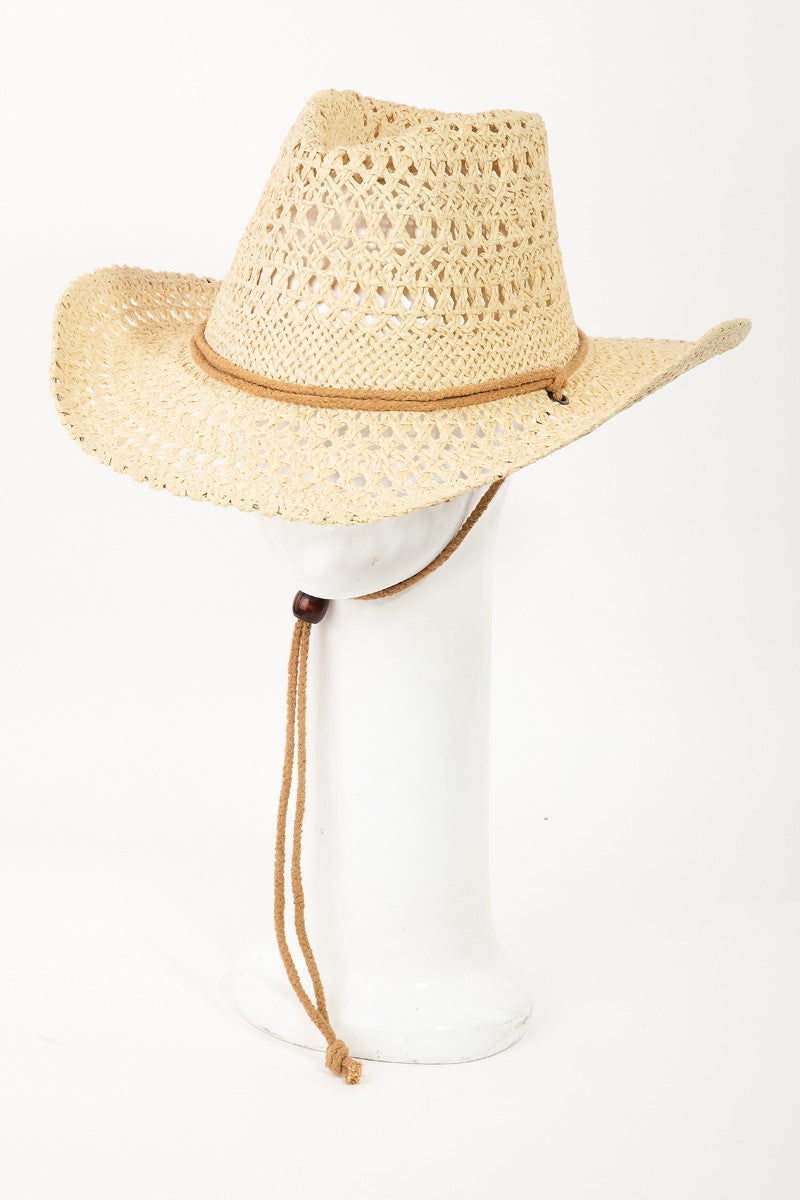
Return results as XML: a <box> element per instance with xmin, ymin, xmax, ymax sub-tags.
<box><xmin>52</xmin><ymin>89</ymin><xmax>749</xmax><ymax>526</ymax></box>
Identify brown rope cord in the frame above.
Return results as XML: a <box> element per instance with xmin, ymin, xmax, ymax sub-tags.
<box><xmin>357</xmin><ymin>479</ymin><xmax>504</xmax><ymax>601</ymax></box>
<box><xmin>274</xmin><ymin>619</ymin><xmax>361</xmax><ymax>1082</ymax></box>
<box><xmin>274</xmin><ymin>480</ymin><xmax>505</xmax><ymax>1083</ymax></box>
<box><xmin>191</xmin><ymin>323</ymin><xmax>588</xmax><ymax>410</ymax></box>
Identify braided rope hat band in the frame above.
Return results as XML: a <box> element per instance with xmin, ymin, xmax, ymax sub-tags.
<box><xmin>190</xmin><ymin>321</ymin><xmax>589</xmax><ymax>408</ymax></box>
<box><xmin>52</xmin><ymin>90</ymin><xmax>750</xmax><ymax>527</ymax></box>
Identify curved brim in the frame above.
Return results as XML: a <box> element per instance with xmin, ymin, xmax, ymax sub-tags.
<box><xmin>52</xmin><ymin>267</ymin><xmax>750</xmax><ymax>525</ymax></box>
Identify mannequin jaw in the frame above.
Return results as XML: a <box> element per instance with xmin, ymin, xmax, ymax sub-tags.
<box><xmin>261</xmin><ymin>485</ymin><xmax>486</xmax><ymax>600</ymax></box>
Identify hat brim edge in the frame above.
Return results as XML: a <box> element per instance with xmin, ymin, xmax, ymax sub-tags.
<box><xmin>52</xmin><ymin>267</ymin><xmax>751</xmax><ymax>526</ymax></box>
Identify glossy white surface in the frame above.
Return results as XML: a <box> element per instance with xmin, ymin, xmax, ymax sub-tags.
<box><xmin>234</xmin><ymin>483</ymin><xmax>532</xmax><ymax>1061</ymax></box>
<box><xmin>261</xmin><ymin>487</ymin><xmax>480</xmax><ymax>600</ymax></box>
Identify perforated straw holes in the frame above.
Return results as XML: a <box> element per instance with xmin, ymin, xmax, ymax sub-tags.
<box><xmin>204</xmin><ymin>91</ymin><xmax>579</xmax><ymax>391</ymax></box>
<box><xmin>52</xmin><ymin>91</ymin><xmax>751</xmax><ymax>525</ymax></box>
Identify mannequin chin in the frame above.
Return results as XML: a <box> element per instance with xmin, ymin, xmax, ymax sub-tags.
<box><xmin>261</xmin><ymin>484</ymin><xmax>486</xmax><ymax>599</ymax></box>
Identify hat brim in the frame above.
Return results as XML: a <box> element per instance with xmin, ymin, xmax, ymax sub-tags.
<box><xmin>52</xmin><ymin>267</ymin><xmax>750</xmax><ymax>525</ymax></box>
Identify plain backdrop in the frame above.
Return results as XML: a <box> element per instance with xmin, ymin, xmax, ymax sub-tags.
<box><xmin>1</xmin><ymin>1</ymin><xmax>798</xmax><ymax>1197</ymax></box>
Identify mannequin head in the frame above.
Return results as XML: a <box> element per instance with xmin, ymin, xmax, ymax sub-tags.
<box><xmin>261</xmin><ymin>485</ymin><xmax>487</xmax><ymax>599</ymax></box>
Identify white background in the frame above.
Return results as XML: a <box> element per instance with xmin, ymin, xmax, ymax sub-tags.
<box><xmin>2</xmin><ymin>1</ymin><xmax>798</xmax><ymax>1196</ymax></box>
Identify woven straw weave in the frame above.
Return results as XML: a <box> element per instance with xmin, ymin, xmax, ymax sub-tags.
<box><xmin>52</xmin><ymin>90</ymin><xmax>750</xmax><ymax>525</ymax></box>
<box><xmin>206</xmin><ymin>91</ymin><xmax>577</xmax><ymax>390</ymax></box>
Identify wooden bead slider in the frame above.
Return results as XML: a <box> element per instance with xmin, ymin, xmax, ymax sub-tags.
<box><xmin>292</xmin><ymin>591</ymin><xmax>330</xmax><ymax>624</ymax></box>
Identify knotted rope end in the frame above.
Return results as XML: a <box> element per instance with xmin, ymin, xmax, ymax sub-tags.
<box><xmin>325</xmin><ymin>1038</ymin><xmax>363</xmax><ymax>1085</ymax></box>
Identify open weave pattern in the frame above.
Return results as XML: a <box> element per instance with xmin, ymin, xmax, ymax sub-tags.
<box><xmin>205</xmin><ymin>91</ymin><xmax>579</xmax><ymax>391</ymax></box>
<box><xmin>51</xmin><ymin>90</ymin><xmax>750</xmax><ymax>526</ymax></box>
<box><xmin>52</xmin><ymin>266</ymin><xmax>749</xmax><ymax>525</ymax></box>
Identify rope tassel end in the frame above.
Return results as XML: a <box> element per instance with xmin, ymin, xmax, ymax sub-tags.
<box><xmin>325</xmin><ymin>1038</ymin><xmax>363</xmax><ymax>1085</ymax></box>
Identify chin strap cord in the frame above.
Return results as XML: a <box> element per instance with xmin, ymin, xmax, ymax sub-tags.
<box><xmin>274</xmin><ymin>616</ymin><xmax>363</xmax><ymax>1084</ymax></box>
<box><xmin>273</xmin><ymin>479</ymin><xmax>505</xmax><ymax>1083</ymax></box>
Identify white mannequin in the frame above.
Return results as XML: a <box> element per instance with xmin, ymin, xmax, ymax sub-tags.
<box><xmin>233</xmin><ymin>482</ymin><xmax>532</xmax><ymax>1063</ymax></box>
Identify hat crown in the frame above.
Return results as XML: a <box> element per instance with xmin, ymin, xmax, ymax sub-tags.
<box><xmin>205</xmin><ymin>90</ymin><xmax>579</xmax><ymax>391</ymax></box>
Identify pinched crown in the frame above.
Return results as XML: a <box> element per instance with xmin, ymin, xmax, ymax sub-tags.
<box><xmin>204</xmin><ymin>90</ymin><xmax>579</xmax><ymax>391</ymax></box>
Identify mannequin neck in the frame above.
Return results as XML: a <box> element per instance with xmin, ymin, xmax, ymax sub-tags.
<box><xmin>236</xmin><ymin>482</ymin><xmax>531</xmax><ymax>1064</ymax></box>
<box><xmin>304</xmin><ymin>488</ymin><xmax>506</xmax><ymax>965</ymax></box>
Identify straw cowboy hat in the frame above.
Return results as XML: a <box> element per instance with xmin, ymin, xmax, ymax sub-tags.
<box><xmin>51</xmin><ymin>90</ymin><xmax>750</xmax><ymax>1085</ymax></box>
<box><xmin>52</xmin><ymin>89</ymin><xmax>749</xmax><ymax>527</ymax></box>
